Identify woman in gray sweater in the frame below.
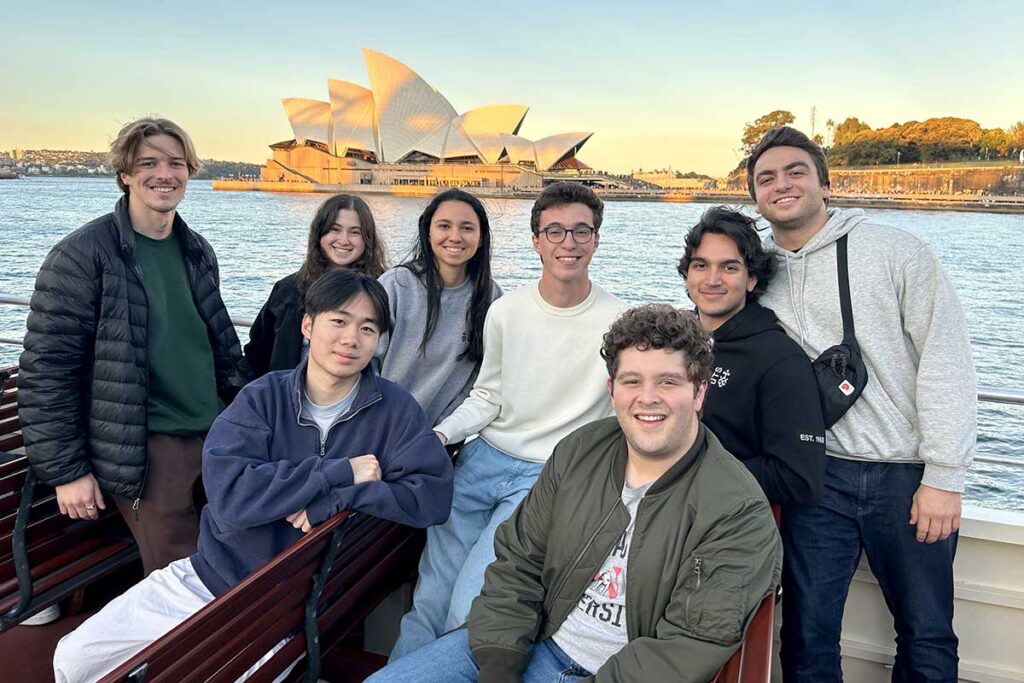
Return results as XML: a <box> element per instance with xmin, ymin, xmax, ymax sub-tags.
<box><xmin>376</xmin><ymin>189</ymin><xmax>501</xmax><ymax>426</ymax></box>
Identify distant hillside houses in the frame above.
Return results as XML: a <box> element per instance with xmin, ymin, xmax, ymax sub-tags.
<box><xmin>0</xmin><ymin>149</ymin><xmax>260</xmax><ymax>180</ymax></box>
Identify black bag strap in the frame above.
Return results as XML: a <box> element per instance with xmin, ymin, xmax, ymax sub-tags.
<box><xmin>836</xmin><ymin>234</ymin><xmax>856</xmax><ymax>345</ymax></box>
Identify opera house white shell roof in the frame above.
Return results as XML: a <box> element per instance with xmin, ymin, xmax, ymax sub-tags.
<box><xmin>280</xmin><ymin>49</ymin><xmax>591</xmax><ymax>171</ymax></box>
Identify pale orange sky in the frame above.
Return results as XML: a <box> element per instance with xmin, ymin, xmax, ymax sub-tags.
<box><xmin>2</xmin><ymin>1</ymin><xmax>1021</xmax><ymax>177</ymax></box>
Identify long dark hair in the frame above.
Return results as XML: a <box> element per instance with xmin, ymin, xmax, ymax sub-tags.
<box><xmin>402</xmin><ymin>189</ymin><xmax>494</xmax><ymax>362</ymax></box>
<box><xmin>297</xmin><ymin>194</ymin><xmax>387</xmax><ymax>298</ymax></box>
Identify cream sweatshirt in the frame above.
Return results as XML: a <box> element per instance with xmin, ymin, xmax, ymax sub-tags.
<box><xmin>435</xmin><ymin>281</ymin><xmax>626</xmax><ymax>463</ymax></box>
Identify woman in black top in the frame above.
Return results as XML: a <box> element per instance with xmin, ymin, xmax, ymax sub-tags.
<box><xmin>243</xmin><ymin>193</ymin><xmax>387</xmax><ymax>378</ymax></box>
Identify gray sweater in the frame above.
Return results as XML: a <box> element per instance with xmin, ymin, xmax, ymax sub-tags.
<box><xmin>376</xmin><ymin>267</ymin><xmax>501</xmax><ymax>426</ymax></box>
<box><xmin>760</xmin><ymin>208</ymin><xmax>976</xmax><ymax>492</ymax></box>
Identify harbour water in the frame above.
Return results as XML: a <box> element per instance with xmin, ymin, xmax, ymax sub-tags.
<box><xmin>1</xmin><ymin>177</ymin><xmax>1021</xmax><ymax>510</ymax></box>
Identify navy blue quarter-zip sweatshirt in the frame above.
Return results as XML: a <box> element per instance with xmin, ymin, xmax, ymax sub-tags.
<box><xmin>192</xmin><ymin>362</ymin><xmax>454</xmax><ymax>596</ymax></box>
<box><xmin>702</xmin><ymin>301</ymin><xmax>826</xmax><ymax>506</ymax></box>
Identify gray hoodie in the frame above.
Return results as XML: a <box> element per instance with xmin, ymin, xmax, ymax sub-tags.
<box><xmin>760</xmin><ymin>208</ymin><xmax>976</xmax><ymax>492</ymax></box>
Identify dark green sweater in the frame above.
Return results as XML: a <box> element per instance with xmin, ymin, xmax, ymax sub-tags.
<box><xmin>135</xmin><ymin>229</ymin><xmax>221</xmax><ymax>435</ymax></box>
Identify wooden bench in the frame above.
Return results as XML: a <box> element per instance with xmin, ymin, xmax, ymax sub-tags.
<box><xmin>98</xmin><ymin>511</ymin><xmax>778</xmax><ymax>683</ymax></box>
<box><xmin>0</xmin><ymin>365</ymin><xmax>140</xmax><ymax>630</ymax></box>
<box><xmin>714</xmin><ymin>590</ymin><xmax>777</xmax><ymax>683</ymax></box>
<box><xmin>100</xmin><ymin>512</ymin><xmax>424</xmax><ymax>683</ymax></box>
<box><xmin>0</xmin><ymin>367</ymin><xmax>23</xmax><ymax>457</ymax></box>
<box><xmin>714</xmin><ymin>503</ymin><xmax>783</xmax><ymax>683</ymax></box>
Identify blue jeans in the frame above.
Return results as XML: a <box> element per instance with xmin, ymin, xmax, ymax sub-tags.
<box><xmin>367</xmin><ymin>629</ymin><xmax>591</xmax><ymax>682</ymax></box>
<box><xmin>781</xmin><ymin>457</ymin><xmax>958</xmax><ymax>682</ymax></box>
<box><xmin>391</xmin><ymin>438</ymin><xmax>545</xmax><ymax>660</ymax></box>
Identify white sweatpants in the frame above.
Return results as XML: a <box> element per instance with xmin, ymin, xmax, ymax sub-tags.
<box><xmin>52</xmin><ymin>557</ymin><xmax>294</xmax><ymax>683</ymax></box>
<box><xmin>54</xmin><ymin>557</ymin><xmax>213</xmax><ymax>682</ymax></box>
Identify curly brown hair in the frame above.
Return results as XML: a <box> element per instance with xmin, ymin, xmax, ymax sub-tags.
<box><xmin>600</xmin><ymin>304</ymin><xmax>713</xmax><ymax>389</ymax></box>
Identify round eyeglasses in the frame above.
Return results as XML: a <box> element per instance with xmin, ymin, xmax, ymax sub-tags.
<box><xmin>541</xmin><ymin>226</ymin><xmax>596</xmax><ymax>244</ymax></box>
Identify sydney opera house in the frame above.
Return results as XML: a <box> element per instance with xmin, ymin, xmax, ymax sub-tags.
<box><xmin>258</xmin><ymin>49</ymin><xmax>594</xmax><ymax>191</ymax></box>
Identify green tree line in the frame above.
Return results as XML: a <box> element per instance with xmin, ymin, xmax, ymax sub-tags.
<box><xmin>741</xmin><ymin>112</ymin><xmax>1024</xmax><ymax>167</ymax></box>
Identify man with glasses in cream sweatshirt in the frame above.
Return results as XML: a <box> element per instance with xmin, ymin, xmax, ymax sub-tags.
<box><xmin>391</xmin><ymin>182</ymin><xmax>626</xmax><ymax>659</ymax></box>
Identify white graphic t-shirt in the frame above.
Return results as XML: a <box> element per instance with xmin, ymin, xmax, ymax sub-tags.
<box><xmin>551</xmin><ymin>481</ymin><xmax>651</xmax><ymax>674</ymax></box>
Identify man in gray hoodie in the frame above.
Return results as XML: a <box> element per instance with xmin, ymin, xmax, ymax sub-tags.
<box><xmin>747</xmin><ymin>127</ymin><xmax>975</xmax><ymax>682</ymax></box>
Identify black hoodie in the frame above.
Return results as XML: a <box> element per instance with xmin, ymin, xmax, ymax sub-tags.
<box><xmin>702</xmin><ymin>301</ymin><xmax>826</xmax><ymax>506</ymax></box>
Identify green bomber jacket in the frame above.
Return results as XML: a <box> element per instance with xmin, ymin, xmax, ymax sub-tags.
<box><xmin>468</xmin><ymin>418</ymin><xmax>783</xmax><ymax>683</ymax></box>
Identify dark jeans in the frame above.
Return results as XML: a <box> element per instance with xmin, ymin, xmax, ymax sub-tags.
<box><xmin>780</xmin><ymin>457</ymin><xmax>958</xmax><ymax>682</ymax></box>
<box><xmin>112</xmin><ymin>433</ymin><xmax>204</xmax><ymax>576</ymax></box>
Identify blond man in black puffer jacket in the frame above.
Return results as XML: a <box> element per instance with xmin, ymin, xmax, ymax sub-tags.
<box><xmin>19</xmin><ymin>117</ymin><xmax>245</xmax><ymax>576</ymax></box>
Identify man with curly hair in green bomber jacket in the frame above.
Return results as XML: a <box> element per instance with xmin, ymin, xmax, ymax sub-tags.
<box><xmin>368</xmin><ymin>305</ymin><xmax>781</xmax><ymax>683</ymax></box>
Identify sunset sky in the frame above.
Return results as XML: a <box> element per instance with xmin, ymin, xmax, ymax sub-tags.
<box><xmin>3</xmin><ymin>0</ymin><xmax>1022</xmax><ymax>176</ymax></box>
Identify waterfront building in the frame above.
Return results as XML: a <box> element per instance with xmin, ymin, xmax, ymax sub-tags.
<box><xmin>260</xmin><ymin>49</ymin><xmax>595</xmax><ymax>191</ymax></box>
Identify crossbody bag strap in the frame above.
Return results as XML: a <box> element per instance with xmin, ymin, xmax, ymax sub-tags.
<box><xmin>836</xmin><ymin>234</ymin><xmax>856</xmax><ymax>344</ymax></box>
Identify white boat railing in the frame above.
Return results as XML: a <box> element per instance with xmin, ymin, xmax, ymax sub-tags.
<box><xmin>3</xmin><ymin>291</ymin><xmax>1023</xmax><ymax>472</ymax></box>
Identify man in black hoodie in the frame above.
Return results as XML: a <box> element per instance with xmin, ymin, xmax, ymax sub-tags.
<box><xmin>678</xmin><ymin>206</ymin><xmax>825</xmax><ymax>506</ymax></box>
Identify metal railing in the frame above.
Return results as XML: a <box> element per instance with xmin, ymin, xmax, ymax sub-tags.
<box><xmin>3</xmin><ymin>292</ymin><xmax>1022</xmax><ymax>469</ymax></box>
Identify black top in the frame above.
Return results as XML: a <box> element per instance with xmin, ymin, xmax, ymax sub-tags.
<box><xmin>702</xmin><ymin>301</ymin><xmax>826</xmax><ymax>506</ymax></box>
<box><xmin>243</xmin><ymin>271</ymin><xmax>306</xmax><ymax>379</ymax></box>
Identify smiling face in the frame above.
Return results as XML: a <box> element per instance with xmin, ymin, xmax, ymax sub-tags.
<box><xmin>118</xmin><ymin>133</ymin><xmax>190</xmax><ymax>217</ymax></box>
<box><xmin>319</xmin><ymin>209</ymin><xmax>365</xmax><ymax>269</ymax></box>
<box><xmin>610</xmin><ymin>346</ymin><xmax>707</xmax><ymax>463</ymax></box>
<box><xmin>301</xmin><ymin>292</ymin><xmax>381</xmax><ymax>392</ymax></box>
<box><xmin>533</xmin><ymin>202</ymin><xmax>599</xmax><ymax>286</ymax></box>
<box><xmin>686</xmin><ymin>232</ymin><xmax>757</xmax><ymax>331</ymax></box>
<box><xmin>752</xmin><ymin>145</ymin><xmax>831</xmax><ymax>236</ymax></box>
<box><xmin>429</xmin><ymin>200</ymin><xmax>481</xmax><ymax>282</ymax></box>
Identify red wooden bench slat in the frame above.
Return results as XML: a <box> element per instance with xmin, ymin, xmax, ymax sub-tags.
<box><xmin>0</xmin><ymin>433</ymin><xmax>24</xmax><ymax>453</ymax></box>
<box><xmin>0</xmin><ymin>467</ymin><xmax>28</xmax><ymax>496</ymax></box>
<box><xmin>0</xmin><ymin>540</ymin><xmax>134</xmax><ymax>615</ymax></box>
<box><xmin>715</xmin><ymin>504</ymin><xmax>781</xmax><ymax>683</ymax></box>
<box><xmin>0</xmin><ymin>531</ymin><xmax>113</xmax><ymax>591</ymax></box>
<box><xmin>0</xmin><ymin>512</ymin><xmax>131</xmax><ymax>585</ymax></box>
<box><xmin>0</xmin><ymin>501</ymin><xmax>67</xmax><ymax>546</ymax></box>
<box><xmin>738</xmin><ymin>593</ymin><xmax>775</xmax><ymax>682</ymax></box>
<box><xmin>0</xmin><ymin>489</ymin><xmax>60</xmax><ymax>529</ymax></box>
<box><xmin>715</xmin><ymin>592</ymin><xmax>775</xmax><ymax>683</ymax></box>
<box><xmin>0</xmin><ymin>414</ymin><xmax>20</xmax><ymax>434</ymax></box>
<box><xmin>0</xmin><ymin>368</ymin><xmax>21</xmax><ymax>455</ymax></box>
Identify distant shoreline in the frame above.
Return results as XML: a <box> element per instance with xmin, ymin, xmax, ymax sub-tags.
<box><xmin>210</xmin><ymin>180</ymin><xmax>1024</xmax><ymax>215</ymax></box>
<box><xmin>662</xmin><ymin>192</ymin><xmax>1024</xmax><ymax>214</ymax></box>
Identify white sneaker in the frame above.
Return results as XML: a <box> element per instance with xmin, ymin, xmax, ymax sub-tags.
<box><xmin>20</xmin><ymin>604</ymin><xmax>60</xmax><ymax>626</ymax></box>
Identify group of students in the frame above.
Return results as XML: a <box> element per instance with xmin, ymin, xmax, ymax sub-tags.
<box><xmin>16</xmin><ymin>116</ymin><xmax>975</xmax><ymax>683</ymax></box>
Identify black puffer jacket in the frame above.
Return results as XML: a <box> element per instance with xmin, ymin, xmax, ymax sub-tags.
<box><xmin>18</xmin><ymin>196</ymin><xmax>246</xmax><ymax>500</ymax></box>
